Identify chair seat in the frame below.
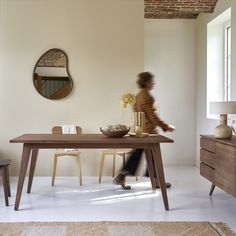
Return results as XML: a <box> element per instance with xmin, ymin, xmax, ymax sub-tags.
<box><xmin>54</xmin><ymin>150</ymin><xmax>80</xmax><ymax>156</ymax></box>
<box><xmin>102</xmin><ymin>149</ymin><xmax>132</xmax><ymax>155</ymax></box>
<box><xmin>0</xmin><ymin>159</ymin><xmax>11</xmax><ymax>167</ymax></box>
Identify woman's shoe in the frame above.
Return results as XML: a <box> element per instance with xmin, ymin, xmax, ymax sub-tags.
<box><xmin>156</xmin><ymin>182</ymin><xmax>171</xmax><ymax>189</ymax></box>
<box><xmin>121</xmin><ymin>184</ymin><xmax>131</xmax><ymax>190</ymax></box>
<box><xmin>113</xmin><ymin>172</ymin><xmax>131</xmax><ymax>190</ymax></box>
<box><xmin>113</xmin><ymin>172</ymin><xmax>125</xmax><ymax>185</ymax></box>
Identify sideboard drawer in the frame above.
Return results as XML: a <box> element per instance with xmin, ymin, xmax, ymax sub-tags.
<box><xmin>215</xmin><ymin>143</ymin><xmax>236</xmax><ymax>197</ymax></box>
<box><xmin>200</xmin><ymin>149</ymin><xmax>215</xmax><ymax>168</ymax></box>
<box><xmin>200</xmin><ymin>163</ymin><xmax>215</xmax><ymax>183</ymax></box>
<box><xmin>200</xmin><ymin>138</ymin><xmax>216</xmax><ymax>153</ymax></box>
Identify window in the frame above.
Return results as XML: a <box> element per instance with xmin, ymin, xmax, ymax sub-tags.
<box><xmin>224</xmin><ymin>22</ymin><xmax>231</xmax><ymax>101</ymax></box>
<box><xmin>207</xmin><ymin>8</ymin><xmax>231</xmax><ymax>119</ymax></box>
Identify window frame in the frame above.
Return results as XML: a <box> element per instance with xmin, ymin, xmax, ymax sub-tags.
<box><xmin>224</xmin><ymin>21</ymin><xmax>231</xmax><ymax>102</ymax></box>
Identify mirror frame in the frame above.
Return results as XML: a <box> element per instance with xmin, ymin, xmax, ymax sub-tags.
<box><xmin>33</xmin><ymin>48</ymin><xmax>73</xmax><ymax>100</ymax></box>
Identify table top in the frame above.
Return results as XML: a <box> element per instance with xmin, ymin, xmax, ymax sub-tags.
<box><xmin>10</xmin><ymin>134</ymin><xmax>173</xmax><ymax>145</ymax></box>
<box><xmin>10</xmin><ymin>134</ymin><xmax>173</xmax><ymax>143</ymax></box>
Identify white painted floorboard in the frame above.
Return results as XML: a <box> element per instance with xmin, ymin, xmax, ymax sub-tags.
<box><xmin>0</xmin><ymin>166</ymin><xmax>236</xmax><ymax>233</ymax></box>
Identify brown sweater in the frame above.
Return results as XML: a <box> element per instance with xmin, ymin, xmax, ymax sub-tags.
<box><xmin>133</xmin><ymin>89</ymin><xmax>168</xmax><ymax>134</ymax></box>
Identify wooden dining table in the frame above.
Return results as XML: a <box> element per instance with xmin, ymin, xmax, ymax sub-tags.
<box><xmin>10</xmin><ymin>134</ymin><xmax>173</xmax><ymax>211</ymax></box>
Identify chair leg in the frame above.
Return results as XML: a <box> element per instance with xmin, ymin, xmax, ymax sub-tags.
<box><xmin>1</xmin><ymin>167</ymin><xmax>9</xmax><ymax>206</ymax></box>
<box><xmin>5</xmin><ymin>166</ymin><xmax>11</xmax><ymax>197</ymax></box>
<box><xmin>76</xmin><ymin>155</ymin><xmax>82</xmax><ymax>186</ymax></box>
<box><xmin>112</xmin><ymin>154</ymin><xmax>116</xmax><ymax>177</ymax></box>
<box><xmin>51</xmin><ymin>155</ymin><xmax>58</xmax><ymax>186</ymax></box>
<box><xmin>99</xmin><ymin>153</ymin><xmax>106</xmax><ymax>183</ymax></box>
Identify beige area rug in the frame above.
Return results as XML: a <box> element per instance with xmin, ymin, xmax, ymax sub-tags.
<box><xmin>0</xmin><ymin>222</ymin><xmax>235</xmax><ymax>236</ymax></box>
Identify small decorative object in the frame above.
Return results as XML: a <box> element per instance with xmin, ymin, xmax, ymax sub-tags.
<box><xmin>100</xmin><ymin>124</ymin><xmax>130</xmax><ymax>138</ymax></box>
<box><xmin>120</xmin><ymin>93</ymin><xmax>136</xmax><ymax>108</ymax></box>
<box><xmin>120</xmin><ymin>93</ymin><xmax>136</xmax><ymax>132</ymax></box>
<box><xmin>133</xmin><ymin>112</ymin><xmax>145</xmax><ymax>135</ymax></box>
<box><xmin>210</xmin><ymin>101</ymin><xmax>236</xmax><ymax>139</ymax></box>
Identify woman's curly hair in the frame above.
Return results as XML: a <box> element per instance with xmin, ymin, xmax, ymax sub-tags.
<box><xmin>137</xmin><ymin>72</ymin><xmax>154</xmax><ymax>88</ymax></box>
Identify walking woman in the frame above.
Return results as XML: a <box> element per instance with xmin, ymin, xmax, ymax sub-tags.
<box><xmin>114</xmin><ymin>72</ymin><xmax>175</xmax><ymax>189</ymax></box>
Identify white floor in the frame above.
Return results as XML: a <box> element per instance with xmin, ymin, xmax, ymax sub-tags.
<box><xmin>0</xmin><ymin>166</ymin><xmax>236</xmax><ymax>233</ymax></box>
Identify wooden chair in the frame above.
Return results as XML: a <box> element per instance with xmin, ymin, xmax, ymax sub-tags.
<box><xmin>0</xmin><ymin>159</ymin><xmax>11</xmax><ymax>206</ymax></box>
<box><xmin>51</xmin><ymin>126</ymin><xmax>83</xmax><ymax>186</ymax></box>
<box><xmin>98</xmin><ymin>149</ymin><xmax>139</xmax><ymax>183</ymax></box>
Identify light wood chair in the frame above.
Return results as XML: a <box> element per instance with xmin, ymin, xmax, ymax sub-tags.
<box><xmin>98</xmin><ymin>149</ymin><xmax>139</xmax><ymax>183</ymax></box>
<box><xmin>0</xmin><ymin>159</ymin><xmax>11</xmax><ymax>206</ymax></box>
<box><xmin>51</xmin><ymin>126</ymin><xmax>82</xmax><ymax>186</ymax></box>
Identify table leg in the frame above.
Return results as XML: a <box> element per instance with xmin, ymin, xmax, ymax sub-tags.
<box><xmin>27</xmin><ymin>149</ymin><xmax>39</xmax><ymax>194</ymax></box>
<box><xmin>14</xmin><ymin>144</ymin><xmax>31</xmax><ymax>211</ymax></box>
<box><xmin>144</xmin><ymin>148</ymin><xmax>156</xmax><ymax>191</ymax></box>
<box><xmin>151</xmin><ymin>144</ymin><xmax>169</xmax><ymax>210</ymax></box>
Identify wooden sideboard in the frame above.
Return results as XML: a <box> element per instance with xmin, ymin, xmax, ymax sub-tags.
<box><xmin>200</xmin><ymin>135</ymin><xmax>236</xmax><ymax>197</ymax></box>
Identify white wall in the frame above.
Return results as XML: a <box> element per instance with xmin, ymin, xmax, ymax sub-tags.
<box><xmin>196</xmin><ymin>0</ymin><xmax>236</xmax><ymax>165</ymax></box>
<box><xmin>0</xmin><ymin>0</ymin><xmax>144</xmax><ymax>176</ymax></box>
<box><xmin>145</xmin><ymin>20</ymin><xmax>196</xmax><ymax>165</ymax></box>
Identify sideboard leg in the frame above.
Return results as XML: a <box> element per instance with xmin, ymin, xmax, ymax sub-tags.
<box><xmin>209</xmin><ymin>184</ymin><xmax>215</xmax><ymax>196</ymax></box>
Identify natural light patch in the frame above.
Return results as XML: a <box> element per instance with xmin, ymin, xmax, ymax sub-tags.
<box><xmin>207</xmin><ymin>8</ymin><xmax>231</xmax><ymax>119</ymax></box>
<box><xmin>91</xmin><ymin>190</ymin><xmax>160</xmax><ymax>205</ymax></box>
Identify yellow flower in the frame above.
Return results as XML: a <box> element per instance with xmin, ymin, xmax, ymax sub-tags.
<box><xmin>120</xmin><ymin>93</ymin><xmax>136</xmax><ymax>108</ymax></box>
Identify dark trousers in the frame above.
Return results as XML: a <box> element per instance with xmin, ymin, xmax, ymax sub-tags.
<box><xmin>124</xmin><ymin>149</ymin><xmax>144</xmax><ymax>176</ymax></box>
<box><xmin>123</xmin><ymin>149</ymin><xmax>153</xmax><ymax>177</ymax></box>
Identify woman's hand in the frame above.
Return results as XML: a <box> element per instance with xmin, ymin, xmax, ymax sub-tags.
<box><xmin>166</xmin><ymin>125</ymin><xmax>175</xmax><ymax>132</ymax></box>
<box><xmin>163</xmin><ymin>124</ymin><xmax>175</xmax><ymax>132</ymax></box>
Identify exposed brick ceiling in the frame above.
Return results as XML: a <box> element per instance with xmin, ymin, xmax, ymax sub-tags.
<box><xmin>145</xmin><ymin>0</ymin><xmax>218</xmax><ymax>19</ymax></box>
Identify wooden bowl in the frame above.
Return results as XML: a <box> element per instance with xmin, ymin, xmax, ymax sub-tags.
<box><xmin>100</xmin><ymin>127</ymin><xmax>130</xmax><ymax>138</ymax></box>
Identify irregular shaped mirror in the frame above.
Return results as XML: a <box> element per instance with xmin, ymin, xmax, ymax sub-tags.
<box><xmin>33</xmin><ymin>48</ymin><xmax>73</xmax><ymax>100</ymax></box>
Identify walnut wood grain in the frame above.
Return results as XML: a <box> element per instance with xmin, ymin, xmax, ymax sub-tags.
<box><xmin>151</xmin><ymin>144</ymin><xmax>169</xmax><ymax>210</ymax></box>
<box><xmin>201</xmin><ymin>135</ymin><xmax>236</xmax><ymax>149</ymax></box>
<box><xmin>200</xmin><ymin>163</ymin><xmax>215</xmax><ymax>183</ymax></box>
<box><xmin>10</xmin><ymin>134</ymin><xmax>173</xmax><ymax>146</ymax></box>
<box><xmin>27</xmin><ymin>149</ymin><xmax>39</xmax><ymax>194</ymax></box>
<box><xmin>215</xmin><ymin>143</ymin><xmax>236</xmax><ymax>197</ymax></box>
<box><xmin>14</xmin><ymin>144</ymin><xmax>31</xmax><ymax>211</ymax></box>
<box><xmin>10</xmin><ymin>134</ymin><xmax>173</xmax><ymax>211</ymax></box>
<box><xmin>144</xmin><ymin>148</ymin><xmax>156</xmax><ymax>191</ymax></box>
<box><xmin>200</xmin><ymin>137</ymin><xmax>216</xmax><ymax>153</ymax></box>
<box><xmin>200</xmin><ymin>135</ymin><xmax>236</xmax><ymax>198</ymax></box>
<box><xmin>200</xmin><ymin>149</ymin><xmax>215</xmax><ymax>168</ymax></box>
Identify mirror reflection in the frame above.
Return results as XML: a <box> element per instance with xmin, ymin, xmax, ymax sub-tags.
<box><xmin>33</xmin><ymin>48</ymin><xmax>73</xmax><ymax>100</ymax></box>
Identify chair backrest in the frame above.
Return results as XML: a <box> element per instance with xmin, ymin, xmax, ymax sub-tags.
<box><xmin>52</xmin><ymin>126</ymin><xmax>82</xmax><ymax>135</ymax></box>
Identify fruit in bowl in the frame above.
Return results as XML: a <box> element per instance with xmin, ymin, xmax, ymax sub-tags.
<box><xmin>100</xmin><ymin>124</ymin><xmax>130</xmax><ymax>138</ymax></box>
